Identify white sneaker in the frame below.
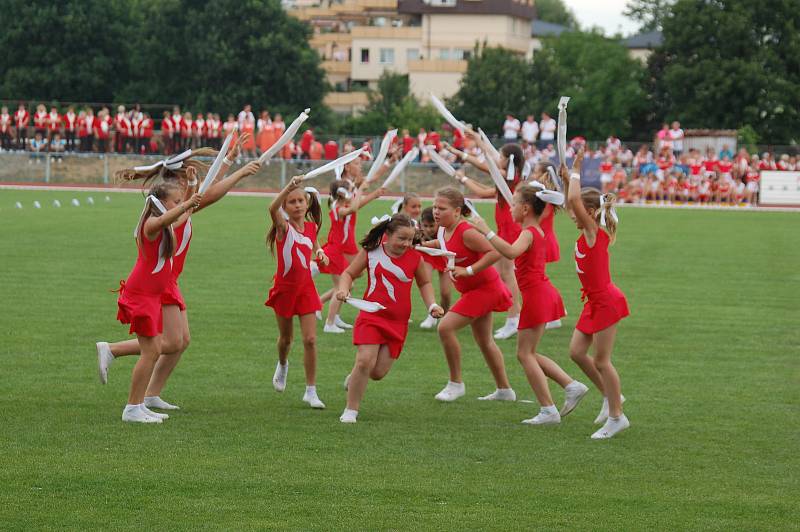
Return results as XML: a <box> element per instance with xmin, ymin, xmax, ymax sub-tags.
<box><xmin>435</xmin><ymin>381</ymin><xmax>465</xmax><ymax>402</ymax></box>
<box><xmin>96</xmin><ymin>341</ymin><xmax>114</xmax><ymax>384</ymax></box>
<box><xmin>591</xmin><ymin>414</ymin><xmax>630</xmax><ymax>439</ymax></box>
<box><xmin>303</xmin><ymin>389</ymin><xmax>326</xmax><ymax>409</ymax></box>
<box><xmin>594</xmin><ymin>394</ymin><xmax>626</xmax><ymax>425</ymax></box>
<box><xmin>272</xmin><ymin>361</ymin><xmax>288</xmax><ymax>392</ymax></box>
<box><xmin>141</xmin><ymin>405</ymin><xmax>169</xmax><ymax>420</ymax></box>
<box><xmin>419</xmin><ymin>315</ymin><xmax>439</xmax><ymax>329</ymax></box>
<box><xmin>121</xmin><ymin>404</ymin><xmax>162</xmax><ymax>424</ymax></box>
<box><xmin>334</xmin><ymin>315</ymin><xmax>353</xmax><ymax>329</ymax></box>
<box><xmin>560</xmin><ymin>381</ymin><xmax>589</xmax><ymax>417</ymax></box>
<box><xmin>477</xmin><ymin>388</ymin><xmax>517</xmax><ymax>401</ymax></box>
<box><xmin>493</xmin><ymin>321</ymin><xmax>518</xmax><ymax>340</ymax></box>
<box><xmin>323</xmin><ymin>323</ymin><xmax>345</xmax><ymax>334</ymax></box>
<box><xmin>521</xmin><ymin>407</ymin><xmax>561</xmax><ymax>425</ymax></box>
<box><xmin>144</xmin><ymin>396</ymin><xmax>181</xmax><ymax>410</ymax></box>
<box><xmin>343</xmin><ymin>373</ymin><xmax>351</xmax><ymax>391</ymax></box>
<box><xmin>545</xmin><ymin>319</ymin><xmax>562</xmax><ymax>330</ymax></box>
<box><xmin>340</xmin><ymin>408</ymin><xmax>358</xmax><ymax>423</ymax></box>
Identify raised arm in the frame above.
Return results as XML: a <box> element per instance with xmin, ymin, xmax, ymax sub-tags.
<box><xmin>268</xmin><ymin>175</ymin><xmax>303</xmax><ymax>239</ymax></box>
<box><xmin>455</xmin><ymin>168</ymin><xmax>496</xmax><ymax>198</ymax></box>
<box><xmin>197</xmin><ymin>161</ymin><xmax>260</xmax><ymax>211</ymax></box>
<box><xmin>470</xmin><ymin>216</ymin><xmax>533</xmax><ymax>260</ymax></box>
<box><xmin>566</xmin><ymin>150</ymin><xmax>598</xmax><ymax>245</ymax></box>
<box><xmin>143</xmin><ymin>193</ymin><xmax>202</xmax><ymax>240</ymax></box>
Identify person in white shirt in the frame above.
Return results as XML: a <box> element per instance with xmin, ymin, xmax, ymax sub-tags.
<box><xmin>237</xmin><ymin>104</ymin><xmax>255</xmax><ymax>131</ymax></box>
<box><xmin>502</xmin><ymin>114</ymin><xmax>520</xmax><ymax>143</ymax></box>
<box><xmin>521</xmin><ymin>115</ymin><xmax>539</xmax><ymax>144</ymax></box>
<box><xmin>669</xmin><ymin>121</ymin><xmax>685</xmax><ymax>155</ymax></box>
<box><xmin>606</xmin><ymin>135</ymin><xmax>622</xmax><ymax>153</ymax></box>
<box><xmin>538</xmin><ymin>111</ymin><xmax>556</xmax><ymax>149</ymax></box>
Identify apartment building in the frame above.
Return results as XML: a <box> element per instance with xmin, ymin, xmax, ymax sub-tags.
<box><xmin>287</xmin><ymin>0</ymin><xmax>536</xmax><ymax>114</ymax></box>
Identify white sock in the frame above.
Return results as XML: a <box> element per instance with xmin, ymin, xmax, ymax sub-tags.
<box><xmin>565</xmin><ymin>381</ymin><xmax>580</xmax><ymax>391</ymax></box>
<box><xmin>542</xmin><ymin>405</ymin><xmax>558</xmax><ymax>415</ymax></box>
<box><xmin>124</xmin><ymin>403</ymin><xmax>141</xmax><ymax>412</ymax></box>
<box><xmin>306</xmin><ymin>385</ymin><xmax>317</xmax><ymax>394</ymax></box>
<box><xmin>343</xmin><ymin>408</ymin><xmax>358</xmax><ymax>417</ymax></box>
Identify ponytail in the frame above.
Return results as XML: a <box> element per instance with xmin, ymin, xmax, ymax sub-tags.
<box><xmin>360</xmin><ymin>213</ymin><xmax>416</xmax><ymax>251</ymax></box>
<box><xmin>115</xmin><ymin>147</ymin><xmax>218</xmax><ymax>188</ymax></box>
<box><xmin>140</xmin><ymin>181</ymin><xmax>179</xmax><ymax>259</ymax></box>
<box><xmin>580</xmin><ymin>188</ymin><xmax>618</xmax><ymax>243</ymax></box>
<box><xmin>328</xmin><ymin>179</ymin><xmax>352</xmax><ymax>207</ymax></box>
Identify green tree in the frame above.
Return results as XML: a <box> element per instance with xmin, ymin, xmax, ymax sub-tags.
<box><xmin>451</xmin><ymin>46</ymin><xmax>535</xmax><ymax>133</ymax></box>
<box><xmin>0</xmin><ymin>0</ymin><xmax>131</xmax><ymax>102</ymax></box>
<box><xmin>623</xmin><ymin>0</ymin><xmax>675</xmax><ymax>32</ymax></box>
<box><xmin>531</xmin><ymin>31</ymin><xmax>648</xmax><ymax>139</ymax></box>
<box><xmin>535</xmin><ymin>0</ymin><xmax>579</xmax><ymax>29</ymax></box>
<box><xmin>658</xmin><ymin>0</ymin><xmax>800</xmax><ymax>142</ymax></box>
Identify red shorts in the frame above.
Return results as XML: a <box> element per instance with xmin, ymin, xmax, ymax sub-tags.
<box><xmin>518</xmin><ymin>282</ymin><xmax>566</xmax><ymax>329</ymax></box>
<box><xmin>422</xmin><ymin>253</ymin><xmax>447</xmax><ymax>273</ymax></box>
<box><xmin>575</xmin><ymin>284</ymin><xmax>629</xmax><ymax>334</ymax></box>
<box><xmin>117</xmin><ymin>288</ymin><xmax>163</xmax><ymax>337</ymax></box>
<box><xmin>161</xmin><ymin>278</ymin><xmax>186</xmax><ymax>310</ymax></box>
<box><xmin>353</xmin><ymin>314</ymin><xmax>408</xmax><ymax>359</ymax></box>
<box><xmin>265</xmin><ymin>282</ymin><xmax>322</xmax><ymax>318</ymax></box>
<box><xmin>317</xmin><ymin>243</ymin><xmax>348</xmax><ymax>275</ymax></box>
<box><xmin>450</xmin><ymin>278</ymin><xmax>513</xmax><ymax>318</ymax></box>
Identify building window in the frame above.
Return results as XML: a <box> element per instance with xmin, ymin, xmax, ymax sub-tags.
<box><xmin>360</xmin><ymin>48</ymin><xmax>370</xmax><ymax>63</ymax></box>
<box><xmin>439</xmin><ymin>48</ymin><xmax>451</xmax><ymax>60</ymax></box>
<box><xmin>379</xmin><ymin>48</ymin><xmax>395</xmax><ymax>64</ymax></box>
<box><xmin>406</xmin><ymin>48</ymin><xmax>420</xmax><ymax>61</ymax></box>
<box><xmin>427</xmin><ymin>0</ymin><xmax>456</xmax><ymax>6</ymax></box>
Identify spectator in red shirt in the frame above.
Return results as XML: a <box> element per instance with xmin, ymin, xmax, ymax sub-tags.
<box><xmin>0</xmin><ymin>106</ymin><xmax>12</xmax><ymax>151</ymax></box>
<box><xmin>452</xmin><ymin>127</ymin><xmax>465</xmax><ymax>150</ymax></box>
<box><xmin>33</xmin><ymin>104</ymin><xmax>48</xmax><ymax>138</ymax></box>
<box><xmin>299</xmin><ymin>128</ymin><xmax>314</xmax><ymax>159</ymax></box>
<box><xmin>140</xmin><ymin>112</ymin><xmax>153</xmax><ymax>154</ymax></box>
<box><xmin>425</xmin><ymin>129</ymin><xmax>441</xmax><ymax>151</ymax></box>
<box><xmin>14</xmin><ymin>102</ymin><xmax>29</xmax><ymax>150</ymax></box>
<box><xmin>114</xmin><ymin>105</ymin><xmax>131</xmax><ymax>153</ymax></box>
<box><xmin>82</xmin><ymin>108</ymin><xmax>96</xmax><ymax>152</ymax></box>
<box><xmin>96</xmin><ymin>107</ymin><xmax>112</xmax><ymax>153</ymax></box>
<box><xmin>324</xmin><ymin>139</ymin><xmax>339</xmax><ymax>160</ymax></box>
<box><xmin>171</xmin><ymin>106</ymin><xmax>183</xmax><ymax>152</ymax></box>
<box><xmin>401</xmin><ymin>129</ymin><xmax>414</xmax><ymax>154</ymax></box>
<box><xmin>310</xmin><ymin>140</ymin><xmax>323</xmax><ymax>160</ymax></box>
<box><xmin>161</xmin><ymin>111</ymin><xmax>174</xmax><ymax>154</ymax></box>
<box><xmin>360</xmin><ymin>137</ymin><xmax>373</xmax><ymax>160</ymax></box>
<box><xmin>47</xmin><ymin>107</ymin><xmax>61</xmax><ymax>140</ymax></box>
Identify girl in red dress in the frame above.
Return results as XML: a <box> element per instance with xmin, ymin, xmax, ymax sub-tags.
<box><xmin>472</xmin><ymin>184</ymin><xmax>589</xmax><ymax>425</ymax></box>
<box><xmin>317</xmin><ymin>166</ymin><xmax>387</xmax><ymax>333</ymax></box>
<box><xmin>418</xmin><ymin>206</ymin><xmax>452</xmax><ymax>330</ymax></box>
<box><xmin>427</xmin><ymin>187</ymin><xmax>516</xmax><ymax>402</ymax></box>
<box><xmin>566</xmin><ymin>151</ymin><xmax>630</xmax><ymax>439</ymax></box>
<box><xmin>448</xmin><ymin>136</ymin><xmax>524</xmax><ymax>341</ymax></box>
<box><xmin>336</xmin><ymin>214</ymin><xmax>444</xmax><ymax>423</ymax></box>
<box><xmin>266</xmin><ymin>176</ymin><xmax>329</xmax><ymax>408</ymax></box>
<box><xmin>115</xmin><ymin>181</ymin><xmax>202</xmax><ymax>423</ymax></box>
<box><xmin>96</xmin><ymin>140</ymin><xmax>259</xmax><ymax>412</ymax></box>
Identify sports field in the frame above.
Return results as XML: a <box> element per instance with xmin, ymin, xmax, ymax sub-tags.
<box><xmin>1</xmin><ymin>189</ymin><xmax>798</xmax><ymax>530</ymax></box>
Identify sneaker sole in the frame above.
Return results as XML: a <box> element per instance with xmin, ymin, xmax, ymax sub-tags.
<box><xmin>560</xmin><ymin>388</ymin><xmax>589</xmax><ymax>417</ymax></box>
<box><xmin>521</xmin><ymin>419</ymin><xmax>560</xmax><ymax>425</ymax></box>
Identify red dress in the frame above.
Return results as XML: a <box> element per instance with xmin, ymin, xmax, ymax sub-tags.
<box><xmin>342</xmin><ymin>211</ymin><xmax>358</xmax><ymax>255</ymax></box>
<box><xmin>540</xmin><ymin>204</ymin><xmax>560</xmax><ymax>263</ymax></box>
<box><xmin>161</xmin><ymin>218</ymin><xmax>192</xmax><ymax>310</ymax></box>
<box><xmin>438</xmin><ymin>222</ymin><xmax>512</xmax><ymax>318</ymax></box>
<box><xmin>353</xmin><ymin>246</ymin><xmax>421</xmax><ymax>358</ymax></box>
<box><xmin>494</xmin><ymin>173</ymin><xmax>522</xmax><ymax>242</ymax></box>
<box><xmin>574</xmin><ymin>229</ymin><xmax>629</xmax><ymax>334</ymax></box>
<box><xmin>265</xmin><ymin>221</ymin><xmax>322</xmax><ymax>317</ymax></box>
<box><xmin>421</xmin><ymin>252</ymin><xmax>447</xmax><ymax>273</ymax></box>
<box><xmin>515</xmin><ymin>226</ymin><xmax>566</xmax><ymax>329</ymax></box>
<box><xmin>318</xmin><ymin>205</ymin><xmax>348</xmax><ymax>275</ymax></box>
<box><xmin>117</xmin><ymin>226</ymin><xmax>173</xmax><ymax>337</ymax></box>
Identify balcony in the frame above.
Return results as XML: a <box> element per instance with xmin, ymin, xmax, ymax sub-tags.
<box><xmin>324</xmin><ymin>92</ymin><xmax>370</xmax><ymax>107</ymax></box>
<box><xmin>407</xmin><ymin>59</ymin><xmax>467</xmax><ymax>73</ymax></box>
<box><xmin>355</xmin><ymin>0</ymin><xmax>398</xmax><ymax>8</ymax></box>
<box><xmin>322</xmin><ymin>60</ymin><xmax>352</xmax><ymax>74</ymax></box>
<box><xmin>310</xmin><ymin>32</ymin><xmax>353</xmax><ymax>46</ymax></box>
<box><xmin>350</xmin><ymin>26</ymin><xmax>422</xmax><ymax>39</ymax></box>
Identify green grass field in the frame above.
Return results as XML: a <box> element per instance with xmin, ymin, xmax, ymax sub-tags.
<box><xmin>1</xmin><ymin>189</ymin><xmax>798</xmax><ymax>530</ymax></box>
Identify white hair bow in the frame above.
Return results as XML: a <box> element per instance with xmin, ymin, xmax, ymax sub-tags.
<box><xmin>133</xmin><ymin>149</ymin><xmax>192</xmax><ymax>172</ymax></box>
<box><xmin>464</xmin><ymin>198</ymin><xmax>482</xmax><ymax>219</ymax></box>
<box><xmin>334</xmin><ymin>165</ymin><xmax>344</xmax><ymax>180</ymax></box>
<box><xmin>522</xmin><ymin>160</ymin><xmax>532</xmax><ymax>180</ymax></box>
<box><xmin>530</xmin><ymin>181</ymin><xmax>565</xmax><ymax>206</ymax></box>
<box><xmin>599</xmin><ymin>194</ymin><xmax>619</xmax><ymax>227</ymax></box>
<box><xmin>304</xmin><ymin>186</ymin><xmax>320</xmax><ymax>201</ymax></box>
<box><xmin>506</xmin><ymin>154</ymin><xmax>515</xmax><ymax>181</ymax></box>
<box><xmin>391</xmin><ymin>198</ymin><xmax>404</xmax><ymax>214</ymax></box>
<box><xmin>133</xmin><ymin>195</ymin><xmax>166</xmax><ymax>238</ymax></box>
<box><xmin>370</xmin><ymin>214</ymin><xmax>391</xmax><ymax>225</ymax></box>
<box><xmin>336</xmin><ymin>186</ymin><xmax>352</xmax><ymax>200</ymax></box>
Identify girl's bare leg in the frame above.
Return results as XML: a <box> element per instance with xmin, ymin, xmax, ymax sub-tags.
<box><xmin>145</xmin><ymin>307</ymin><xmax>189</xmax><ymax>397</ymax></box>
<box><xmin>298</xmin><ymin>313</ymin><xmax>319</xmax><ymax>385</ymax></box>
<box><xmin>437</xmin><ymin>311</ymin><xmax>474</xmax><ymax>382</ymax></box>
<box><xmin>570</xmin><ymin>328</ymin><xmax>605</xmax><ymax>394</ymax></box>
<box><xmin>128</xmin><ymin>335</ymin><xmax>161</xmax><ymax>404</ymax></box>
<box><xmin>516</xmin><ymin>327</ymin><xmax>554</xmax><ymax>406</ymax></box>
<box><xmin>592</xmin><ymin>325</ymin><xmax>622</xmax><ymax>417</ymax></box>
<box><xmin>470</xmin><ymin>313</ymin><xmax>511</xmax><ymax>389</ymax></box>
